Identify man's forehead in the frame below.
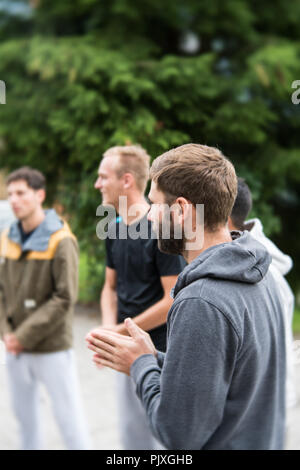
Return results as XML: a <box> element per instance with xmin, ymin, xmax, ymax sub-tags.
<box><xmin>7</xmin><ymin>180</ymin><xmax>30</xmax><ymax>191</ymax></box>
<box><xmin>98</xmin><ymin>156</ymin><xmax>118</xmax><ymax>174</ymax></box>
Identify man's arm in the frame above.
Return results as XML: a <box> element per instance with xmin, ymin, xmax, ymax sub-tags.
<box><xmin>0</xmin><ymin>282</ymin><xmax>12</xmax><ymax>338</ymax></box>
<box><xmin>101</xmin><ymin>267</ymin><xmax>118</xmax><ymax>326</ymax></box>
<box><xmin>115</xmin><ymin>275</ymin><xmax>176</xmax><ymax>335</ymax></box>
<box><xmin>87</xmin><ymin>298</ymin><xmax>239</xmax><ymax>449</ymax></box>
<box><xmin>14</xmin><ymin>237</ymin><xmax>78</xmax><ymax>350</ymax></box>
<box><xmin>0</xmin><ymin>233</ymin><xmax>12</xmax><ymax>338</ymax></box>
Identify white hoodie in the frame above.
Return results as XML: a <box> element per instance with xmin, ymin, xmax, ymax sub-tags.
<box><xmin>245</xmin><ymin>218</ymin><xmax>297</xmax><ymax>408</ymax></box>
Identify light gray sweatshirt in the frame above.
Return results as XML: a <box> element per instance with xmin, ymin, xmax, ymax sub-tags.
<box><xmin>131</xmin><ymin>231</ymin><xmax>286</xmax><ymax>450</ymax></box>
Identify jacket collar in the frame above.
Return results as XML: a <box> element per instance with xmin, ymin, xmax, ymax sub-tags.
<box><xmin>8</xmin><ymin>209</ymin><xmax>63</xmax><ymax>252</ymax></box>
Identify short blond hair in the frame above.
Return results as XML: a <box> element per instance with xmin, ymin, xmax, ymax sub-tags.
<box><xmin>150</xmin><ymin>143</ymin><xmax>237</xmax><ymax>231</ymax></box>
<box><xmin>103</xmin><ymin>145</ymin><xmax>150</xmax><ymax>193</ymax></box>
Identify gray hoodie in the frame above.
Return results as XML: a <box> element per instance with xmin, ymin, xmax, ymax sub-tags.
<box><xmin>131</xmin><ymin>231</ymin><xmax>286</xmax><ymax>450</ymax></box>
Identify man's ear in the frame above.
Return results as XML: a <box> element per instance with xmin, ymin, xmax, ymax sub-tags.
<box><xmin>174</xmin><ymin>197</ymin><xmax>191</xmax><ymax>224</ymax></box>
<box><xmin>36</xmin><ymin>189</ymin><xmax>46</xmax><ymax>205</ymax></box>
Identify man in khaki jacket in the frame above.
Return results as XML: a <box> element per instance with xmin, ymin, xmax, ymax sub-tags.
<box><xmin>0</xmin><ymin>167</ymin><xmax>90</xmax><ymax>450</ymax></box>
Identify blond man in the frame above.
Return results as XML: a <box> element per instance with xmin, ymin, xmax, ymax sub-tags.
<box><xmin>89</xmin><ymin>145</ymin><xmax>185</xmax><ymax>450</ymax></box>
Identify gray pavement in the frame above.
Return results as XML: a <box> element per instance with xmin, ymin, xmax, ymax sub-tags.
<box><xmin>0</xmin><ymin>305</ymin><xmax>299</xmax><ymax>450</ymax></box>
<box><xmin>0</xmin><ymin>305</ymin><xmax>121</xmax><ymax>450</ymax></box>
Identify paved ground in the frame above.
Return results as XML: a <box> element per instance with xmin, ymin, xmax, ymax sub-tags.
<box><xmin>0</xmin><ymin>305</ymin><xmax>299</xmax><ymax>450</ymax></box>
<box><xmin>0</xmin><ymin>305</ymin><xmax>121</xmax><ymax>450</ymax></box>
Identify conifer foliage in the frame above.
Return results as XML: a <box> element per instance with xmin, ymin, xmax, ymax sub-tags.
<box><xmin>0</xmin><ymin>0</ymin><xmax>300</xmax><ymax>296</ymax></box>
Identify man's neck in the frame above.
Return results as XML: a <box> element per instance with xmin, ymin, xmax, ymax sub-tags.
<box><xmin>183</xmin><ymin>226</ymin><xmax>233</xmax><ymax>264</ymax></box>
<box><xmin>118</xmin><ymin>192</ymin><xmax>150</xmax><ymax>226</ymax></box>
<box><xmin>20</xmin><ymin>208</ymin><xmax>46</xmax><ymax>233</ymax></box>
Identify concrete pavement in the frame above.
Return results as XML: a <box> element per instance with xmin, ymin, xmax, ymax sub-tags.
<box><xmin>0</xmin><ymin>305</ymin><xmax>121</xmax><ymax>450</ymax></box>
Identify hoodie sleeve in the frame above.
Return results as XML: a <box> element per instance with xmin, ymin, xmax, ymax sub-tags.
<box><xmin>14</xmin><ymin>237</ymin><xmax>78</xmax><ymax>349</ymax></box>
<box><xmin>131</xmin><ymin>297</ymin><xmax>239</xmax><ymax>450</ymax></box>
<box><xmin>156</xmin><ymin>350</ymin><xmax>165</xmax><ymax>368</ymax></box>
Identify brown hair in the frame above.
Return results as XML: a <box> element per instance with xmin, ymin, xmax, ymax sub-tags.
<box><xmin>6</xmin><ymin>167</ymin><xmax>46</xmax><ymax>191</ymax></box>
<box><xmin>103</xmin><ymin>145</ymin><xmax>150</xmax><ymax>193</ymax></box>
<box><xmin>150</xmin><ymin>143</ymin><xmax>237</xmax><ymax>231</ymax></box>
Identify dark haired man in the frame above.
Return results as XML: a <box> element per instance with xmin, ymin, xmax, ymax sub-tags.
<box><xmin>87</xmin><ymin>144</ymin><xmax>286</xmax><ymax>450</ymax></box>
<box><xmin>229</xmin><ymin>177</ymin><xmax>296</xmax><ymax>409</ymax></box>
<box><xmin>0</xmin><ymin>167</ymin><xmax>90</xmax><ymax>450</ymax></box>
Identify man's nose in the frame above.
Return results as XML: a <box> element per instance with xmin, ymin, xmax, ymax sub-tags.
<box><xmin>94</xmin><ymin>177</ymin><xmax>101</xmax><ymax>189</ymax></box>
<box><xmin>8</xmin><ymin>194</ymin><xmax>17</xmax><ymax>204</ymax></box>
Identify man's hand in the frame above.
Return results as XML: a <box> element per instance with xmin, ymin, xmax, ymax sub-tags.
<box><xmin>98</xmin><ymin>324</ymin><xmax>130</xmax><ymax>335</ymax></box>
<box><xmin>85</xmin><ymin>318</ymin><xmax>157</xmax><ymax>375</ymax></box>
<box><xmin>85</xmin><ymin>324</ymin><xmax>126</xmax><ymax>370</ymax></box>
<box><xmin>102</xmin><ymin>324</ymin><xmax>126</xmax><ymax>334</ymax></box>
<box><xmin>4</xmin><ymin>334</ymin><xmax>23</xmax><ymax>355</ymax></box>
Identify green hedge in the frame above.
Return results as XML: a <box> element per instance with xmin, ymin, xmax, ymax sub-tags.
<box><xmin>1</xmin><ymin>0</ymin><xmax>300</xmax><ymax>296</ymax></box>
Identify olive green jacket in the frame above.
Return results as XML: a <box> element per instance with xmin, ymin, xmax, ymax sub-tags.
<box><xmin>0</xmin><ymin>209</ymin><xmax>78</xmax><ymax>352</ymax></box>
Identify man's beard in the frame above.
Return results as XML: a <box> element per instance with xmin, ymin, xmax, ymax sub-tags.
<box><xmin>157</xmin><ymin>217</ymin><xmax>184</xmax><ymax>255</ymax></box>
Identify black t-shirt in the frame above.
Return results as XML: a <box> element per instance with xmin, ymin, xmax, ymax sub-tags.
<box><xmin>105</xmin><ymin>214</ymin><xmax>186</xmax><ymax>351</ymax></box>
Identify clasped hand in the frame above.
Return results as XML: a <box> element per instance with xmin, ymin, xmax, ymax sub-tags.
<box><xmin>4</xmin><ymin>334</ymin><xmax>23</xmax><ymax>355</ymax></box>
<box><xmin>85</xmin><ymin>318</ymin><xmax>157</xmax><ymax>376</ymax></box>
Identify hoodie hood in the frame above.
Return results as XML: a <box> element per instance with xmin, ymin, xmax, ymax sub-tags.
<box><xmin>244</xmin><ymin>218</ymin><xmax>293</xmax><ymax>276</ymax></box>
<box><xmin>8</xmin><ymin>209</ymin><xmax>64</xmax><ymax>252</ymax></box>
<box><xmin>173</xmin><ymin>231</ymin><xmax>272</xmax><ymax>297</ymax></box>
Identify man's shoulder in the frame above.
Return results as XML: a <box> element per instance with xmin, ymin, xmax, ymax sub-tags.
<box><xmin>52</xmin><ymin>222</ymin><xmax>76</xmax><ymax>243</ymax></box>
<box><xmin>170</xmin><ymin>282</ymin><xmax>241</xmax><ymax>346</ymax></box>
<box><xmin>0</xmin><ymin>226</ymin><xmax>21</xmax><ymax>259</ymax></box>
<box><xmin>0</xmin><ymin>226</ymin><xmax>10</xmax><ymax>241</ymax></box>
<box><xmin>173</xmin><ymin>278</ymin><xmax>206</xmax><ymax>304</ymax></box>
<box><xmin>49</xmin><ymin>223</ymin><xmax>77</xmax><ymax>254</ymax></box>
<box><xmin>172</xmin><ymin>277</ymin><xmax>244</xmax><ymax>338</ymax></box>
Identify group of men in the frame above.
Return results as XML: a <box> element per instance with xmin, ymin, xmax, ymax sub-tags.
<box><xmin>0</xmin><ymin>143</ymin><xmax>296</xmax><ymax>450</ymax></box>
